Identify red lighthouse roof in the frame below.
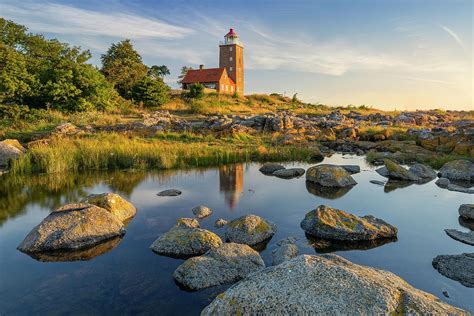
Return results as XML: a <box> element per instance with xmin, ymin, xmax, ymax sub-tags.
<box><xmin>225</xmin><ymin>28</ymin><xmax>238</xmax><ymax>37</ymax></box>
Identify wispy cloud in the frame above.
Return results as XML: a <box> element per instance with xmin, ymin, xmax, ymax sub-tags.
<box><xmin>439</xmin><ymin>25</ymin><xmax>465</xmax><ymax>49</ymax></box>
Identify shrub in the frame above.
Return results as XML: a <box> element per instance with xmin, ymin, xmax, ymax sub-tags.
<box><xmin>186</xmin><ymin>83</ymin><xmax>204</xmax><ymax>99</ymax></box>
<box><xmin>131</xmin><ymin>77</ymin><xmax>170</xmax><ymax>107</ymax></box>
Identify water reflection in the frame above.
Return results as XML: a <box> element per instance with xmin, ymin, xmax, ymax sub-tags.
<box><xmin>383</xmin><ymin>180</ymin><xmax>414</xmax><ymax>193</ymax></box>
<box><xmin>305</xmin><ymin>181</ymin><xmax>353</xmax><ymax>199</ymax></box>
<box><xmin>219</xmin><ymin>164</ymin><xmax>244</xmax><ymax>209</ymax></box>
<box><xmin>307</xmin><ymin>235</ymin><xmax>397</xmax><ymax>253</ymax></box>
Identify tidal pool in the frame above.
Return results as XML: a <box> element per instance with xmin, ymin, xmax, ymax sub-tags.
<box><xmin>0</xmin><ymin>154</ymin><xmax>472</xmax><ymax>314</ymax></box>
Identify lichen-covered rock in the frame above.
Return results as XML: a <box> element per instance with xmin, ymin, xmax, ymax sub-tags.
<box><xmin>176</xmin><ymin>218</ymin><xmax>200</xmax><ymax>228</ymax></box>
<box><xmin>150</xmin><ymin>222</ymin><xmax>222</xmax><ymax>257</ymax></box>
<box><xmin>225</xmin><ymin>214</ymin><xmax>276</xmax><ymax>246</ymax></box>
<box><xmin>306</xmin><ymin>164</ymin><xmax>357</xmax><ymax>187</ymax></box>
<box><xmin>341</xmin><ymin>165</ymin><xmax>360</xmax><ymax>174</ymax></box>
<box><xmin>0</xmin><ymin>139</ymin><xmax>25</xmax><ymax>167</ymax></box>
<box><xmin>445</xmin><ymin>229</ymin><xmax>474</xmax><ymax>246</ymax></box>
<box><xmin>438</xmin><ymin>160</ymin><xmax>474</xmax><ymax>182</ymax></box>
<box><xmin>459</xmin><ymin>204</ymin><xmax>474</xmax><ymax>220</ymax></box>
<box><xmin>433</xmin><ymin>253</ymin><xmax>474</xmax><ymax>288</ymax></box>
<box><xmin>81</xmin><ymin>192</ymin><xmax>136</xmax><ymax>222</ymax></box>
<box><xmin>409</xmin><ymin>163</ymin><xmax>437</xmax><ymax>179</ymax></box>
<box><xmin>157</xmin><ymin>189</ymin><xmax>182</xmax><ymax>196</ymax></box>
<box><xmin>272</xmin><ymin>238</ymin><xmax>298</xmax><ymax>265</ymax></box>
<box><xmin>259</xmin><ymin>163</ymin><xmax>285</xmax><ymax>175</ymax></box>
<box><xmin>173</xmin><ymin>243</ymin><xmax>265</xmax><ymax>290</ymax></box>
<box><xmin>214</xmin><ymin>218</ymin><xmax>228</xmax><ymax>228</ymax></box>
<box><xmin>202</xmin><ymin>255</ymin><xmax>466</xmax><ymax>315</ymax></box>
<box><xmin>300</xmin><ymin>205</ymin><xmax>397</xmax><ymax>241</ymax></box>
<box><xmin>192</xmin><ymin>205</ymin><xmax>213</xmax><ymax>219</ymax></box>
<box><xmin>380</xmin><ymin>159</ymin><xmax>420</xmax><ymax>181</ymax></box>
<box><xmin>18</xmin><ymin>203</ymin><xmax>125</xmax><ymax>253</ymax></box>
<box><xmin>272</xmin><ymin>168</ymin><xmax>305</xmax><ymax>179</ymax></box>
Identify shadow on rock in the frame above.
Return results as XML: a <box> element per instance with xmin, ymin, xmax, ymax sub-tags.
<box><xmin>306</xmin><ymin>234</ymin><xmax>397</xmax><ymax>253</ymax></box>
<box><xmin>21</xmin><ymin>236</ymin><xmax>123</xmax><ymax>262</ymax></box>
<box><xmin>305</xmin><ymin>181</ymin><xmax>354</xmax><ymax>199</ymax></box>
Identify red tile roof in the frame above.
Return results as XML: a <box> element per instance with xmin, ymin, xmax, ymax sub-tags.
<box><xmin>181</xmin><ymin>68</ymin><xmax>235</xmax><ymax>85</ymax></box>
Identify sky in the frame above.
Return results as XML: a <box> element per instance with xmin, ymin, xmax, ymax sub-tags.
<box><xmin>1</xmin><ymin>0</ymin><xmax>473</xmax><ymax>110</ymax></box>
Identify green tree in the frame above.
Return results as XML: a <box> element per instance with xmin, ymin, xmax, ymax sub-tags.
<box><xmin>186</xmin><ymin>83</ymin><xmax>204</xmax><ymax>99</ymax></box>
<box><xmin>101</xmin><ymin>39</ymin><xmax>148</xmax><ymax>98</ymax></box>
<box><xmin>132</xmin><ymin>77</ymin><xmax>170</xmax><ymax>107</ymax></box>
<box><xmin>178</xmin><ymin>66</ymin><xmax>193</xmax><ymax>84</ymax></box>
<box><xmin>148</xmin><ymin>65</ymin><xmax>170</xmax><ymax>79</ymax></box>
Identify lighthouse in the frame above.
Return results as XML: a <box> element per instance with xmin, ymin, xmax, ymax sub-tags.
<box><xmin>219</xmin><ymin>28</ymin><xmax>244</xmax><ymax>95</ymax></box>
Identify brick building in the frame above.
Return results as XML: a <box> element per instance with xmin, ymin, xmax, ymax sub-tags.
<box><xmin>181</xmin><ymin>28</ymin><xmax>244</xmax><ymax>95</ymax></box>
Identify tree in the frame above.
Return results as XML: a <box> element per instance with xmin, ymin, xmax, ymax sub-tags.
<box><xmin>101</xmin><ymin>39</ymin><xmax>148</xmax><ymax>98</ymax></box>
<box><xmin>186</xmin><ymin>83</ymin><xmax>204</xmax><ymax>99</ymax></box>
<box><xmin>178</xmin><ymin>66</ymin><xmax>193</xmax><ymax>84</ymax></box>
<box><xmin>148</xmin><ymin>65</ymin><xmax>170</xmax><ymax>79</ymax></box>
<box><xmin>132</xmin><ymin>77</ymin><xmax>170</xmax><ymax>107</ymax></box>
<box><xmin>292</xmin><ymin>93</ymin><xmax>299</xmax><ymax>103</ymax></box>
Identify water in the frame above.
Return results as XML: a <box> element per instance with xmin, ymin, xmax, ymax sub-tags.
<box><xmin>0</xmin><ymin>154</ymin><xmax>472</xmax><ymax>314</ymax></box>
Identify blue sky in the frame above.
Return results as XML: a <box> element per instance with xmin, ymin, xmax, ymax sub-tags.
<box><xmin>1</xmin><ymin>0</ymin><xmax>472</xmax><ymax>110</ymax></box>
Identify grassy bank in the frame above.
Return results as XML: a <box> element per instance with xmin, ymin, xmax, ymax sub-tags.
<box><xmin>11</xmin><ymin>133</ymin><xmax>322</xmax><ymax>174</ymax></box>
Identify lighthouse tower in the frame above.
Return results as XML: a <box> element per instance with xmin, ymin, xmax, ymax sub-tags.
<box><xmin>219</xmin><ymin>28</ymin><xmax>244</xmax><ymax>95</ymax></box>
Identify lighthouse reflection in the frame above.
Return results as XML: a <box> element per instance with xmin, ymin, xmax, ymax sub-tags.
<box><xmin>219</xmin><ymin>164</ymin><xmax>244</xmax><ymax>209</ymax></box>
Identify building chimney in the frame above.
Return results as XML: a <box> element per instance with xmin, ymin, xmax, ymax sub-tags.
<box><xmin>199</xmin><ymin>64</ymin><xmax>204</xmax><ymax>70</ymax></box>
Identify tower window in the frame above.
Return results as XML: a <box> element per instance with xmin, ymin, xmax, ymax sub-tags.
<box><xmin>229</xmin><ymin>57</ymin><xmax>233</xmax><ymax>61</ymax></box>
<box><xmin>229</xmin><ymin>67</ymin><xmax>233</xmax><ymax>72</ymax></box>
<box><xmin>229</xmin><ymin>47</ymin><xmax>233</xmax><ymax>52</ymax></box>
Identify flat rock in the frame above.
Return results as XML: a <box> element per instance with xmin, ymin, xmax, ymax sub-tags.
<box><xmin>81</xmin><ymin>192</ymin><xmax>136</xmax><ymax>222</ymax></box>
<box><xmin>18</xmin><ymin>203</ymin><xmax>125</xmax><ymax>253</ymax></box>
<box><xmin>173</xmin><ymin>243</ymin><xmax>265</xmax><ymax>290</ymax></box>
<box><xmin>192</xmin><ymin>205</ymin><xmax>213</xmax><ymax>219</ymax></box>
<box><xmin>272</xmin><ymin>168</ymin><xmax>305</xmax><ymax>179</ymax></box>
<box><xmin>306</xmin><ymin>164</ymin><xmax>357</xmax><ymax>187</ymax></box>
<box><xmin>379</xmin><ymin>159</ymin><xmax>420</xmax><ymax>181</ymax></box>
<box><xmin>459</xmin><ymin>204</ymin><xmax>474</xmax><ymax>220</ymax></box>
<box><xmin>202</xmin><ymin>255</ymin><xmax>466</xmax><ymax>315</ymax></box>
<box><xmin>445</xmin><ymin>229</ymin><xmax>474</xmax><ymax>246</ymax></box>
<box><xmin>409</xmin><ymin>163</ymin><xmax>437</xmax><ymax>179</ymax></box>
<box><xmin>300</xmin><ymin>205</ymin><xmax>397</xmax><ymax>241</ymax></box>
<box><xmin>150</xmin><ymin>221</ymin><xmax>222</xmax><ymax>257</ymax></box>
<box><xmin>272</xmin><ymin>238</ymin><xmax>299</xmax><ymax>265</ymax></box>
<box><xmin>225</xmin><ymin>214</ymin><xmax>276</xmax><ymax>246</ymax></box>
<box><xmin>259</xmin><ymin>163</ymin><xmax>285</xmax><ymax>174</ymax></box>
<box><xmin>157</xmin><ymin>189</ymin><xmax>182</xmax><ymax>196</ymax></box>
<box><xmin>438</xmin><ymin>160</ymin><xmax>474</xmax><ymax>182</ymax></box>
<box><xmin>341</xmin><ymin>165</ymin><xmax>360</xmax><ymax>174</ymax></box>
<box><xmin>370</xmin><ymin>180</ymin><xmax>385</xmax><ymax>186</ymax></box>
<box><xmin>432</xmin><ymin>253</ymin><xmax>474</xmax><ymax>288</ymax></box>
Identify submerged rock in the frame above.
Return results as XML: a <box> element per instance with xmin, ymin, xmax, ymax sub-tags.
<box><xmin>459</xmin><ymin>204</ymin><xmax>474</xmax><ymax>220</ymax></box>
<box><xmin>150</xmin><ymin>220</ymin><xmax>222</xmax><ymax>257</ymax></box>
<box><xmin>272</xmin><ymin>168</ymin><xmax>305</xmax><ymax>179</ymax></box>
<box><xmin>409</xmin><ymin>163</ymin><xmax>437</xmax><ymax>179</ymax></box>
<box><xmin>225</xmin><ymin>214</ymin><xmax>276</xmax><ymax>246</ymax></box>
<box><xmin>18</xmin><ymin>203</ymin><xmax>125</xmax><ymax>253</ymax></box>
<box><xmin>173</xmin><ymin>243</ymin><xmax>265</xmax><ymax>290</ymax></box>
<box><xmin>300</xmin><ymin>205</ymin><xmax>397</xmax><ymax>241</ymax></box>
<box><xmin>432</xmin><ymin>253</ymin><xmax>474</xmax><ymax>288</ymax></box>
<box><xmin>192</xmin><ymin>205</ymin><xmax>213</xmax><ymax>219</ymax></box>
<box><xmin>214</xmin><ymin>218</ymin><xmax>228</xmax><ymax>228</ymax></box>
<box><xmin>445</xmin><ymin>229</ymin><xmax>474</xmax><ymax>246</ymax></box>
<box><xmin>272</xmin><ymin>238</ymin><xmax>299</xmax><ymax>265</ymax></box>
<box><xmin>157</xmin><ymin>189</ymin><xmax>182</xmax><ymax>196</ymax></box>
<box><xmin>259</xmin><ymin>163</ymin><xmax>285</xmax><ymax>175</ymax></box>
<box><xmin>306</xmin><ymin>164</ymin><xmax>357</xmax><ymax>187</ymax></box>
<box><xmin>377</xmin><ymin>159</ymin><xmax>420</xmax><ymax>181</ymax></box>
<box><xmin>438</xmin><ymin>160</ymin><xmax>474</xmax><ymax>182</ymax></box>
<box><xmin>341</xmin><ymin>165</ymin><xmax>360</xmax><ymax>174</ymax></box>
<box><xmin>81</xmin><ymin>192</ymin><xmax>136</xmax><ymax>222</ymax></box>
<box><xmin>202</xmin><ymin>255</ymin><xmax>466</xmax><ymax>315</ymax></box>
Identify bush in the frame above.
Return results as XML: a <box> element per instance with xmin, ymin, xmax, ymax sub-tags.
<box><xmin>131</xmin><ymin>77</ymin><xmax>170</xmax><ymax>107</ymax></box>
<box><xmin>186</xmin><ymin>83</ymin><xmax>204</xmax><ymax>99</ymax></box>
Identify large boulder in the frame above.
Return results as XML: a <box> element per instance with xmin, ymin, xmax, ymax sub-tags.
<box><xmin>459</xmin><ymin>204</ymin><xmax>474</xmax><ymax>220</ymax></box>
<box><xmin>300</xmin><ymin>205</ymin><xmax>397</xmax><ymax>241</ymax></box>
<box><xmin>408</xmin><ymin>163</ymin><xmax>437</xmax><ymax>179</ymax></box>
<box><xmin>377</xmin><ymin>159</ymin><xmax>420</xmax><ymax>181</ymax></box>
<box><xmin>18</xmin><ymin>203</ymin><xmax>125</xmax><ymax>253</ymax></box>
<box><xmin>259</xmin><ymin>163</ymin><xmax>285</xmax><ymax>175</ymax></box>
<box><xmin>445</xmin><ymin>229</ymin><xmax>474</xmax><ymax>246</ymax></box>
<box><xmin>432</xmin><ymin>253</ymin><xmax>474</xmax><ymax>288</ymax></box>
<box><xmin>306</xmin><ymin>164</ymin><xmax>357</xmax><ymax>187</ymax></box>
<box><xmin>225</xmin><ymin>214</ymin><xmax>276</xmax><ymax>246</ymax></box>
<box><xmin>0</xmin><ymin>139</ymin><xmax>25</xmax><ymax>167</ymax></box>
<box><xmin>173</xmin><ymin>243</ymin><xmax>265</xmax><ymax>290</ymax></box>
<box><xmin>81</xmin><ymin>193</ymin><xmax>136</xmax><ymax>223</ymax></box>
<box><xmin>202</xmin><ymin>255</ymin><xmax>466</xmax><ymax>315</ymax></box>
<box><xmin>150</xmin><ymin>220</ymin><xmax>222</xmax><ymax>257</ymax></box>
<box><xmin>438</xmin><ymin>160</ymin><xmax>474</xmax><ymax>182</ymax></box>
<box><xmin>272</xmin><ymin>168</ymin><xmax>305</xmax><ymax>179</ymax></box>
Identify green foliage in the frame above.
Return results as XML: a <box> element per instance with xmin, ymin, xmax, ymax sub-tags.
<box><xmin>131</xmin><ymin>77</ymin><xmax>170</xmax><ymax>107</ymax></box>
<box><xmin>101</xmin><ymin>39</ymin><xmax>148</xmax><ymax>98</ymax></box>
<box><xmin>148</xmin><ymin>65</ymin><xmax>170</xmax><ymax>79</ymax></box>
<box><xmin>292</xmin><ymin>93</ymin><xmax>299</xmax><ymax>103</ymax></box>
<box><xmin>178</xmin><ymin>66</ymin><xmax>193</xmax><ymax>83</ymax></box>
<box><xmin>186</xmin><ymin>83</ymin><xmax>204</xmax><ymax>99</ymax></box>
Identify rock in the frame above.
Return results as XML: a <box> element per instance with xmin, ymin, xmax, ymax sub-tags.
<box><xmin>18</xmin><ymin>203</ymin><xmax>125</xmax><ymax>253</ymax></box>
<box><xmin>380</xmin><ymin>159</ymin><xmax>420</xmax><ymax>181</ymax></box>
<box><xmin>446</xmin><ymin>184</ymin><xmax>474</xmax><ymax>194</ymax></box>
<box><xmin>436</xmin><ymin>177</ymin><xmax>450</xmax><ymax>188</ymax></box>
<box><xmin>300</xmin><ymin>205</ymin><xmax>397</xmax><ymax>241</ymax></box>
<box><xmin>438</xmin><ymin>160</ymin><xmax>474</xmax><ymax>182</ymax></box>
<box><xmin>0</xmin><ymin>139</ymin><xmax>25</xmax><ymax>167</ymax></box>
<box><xmin>176</xmin><ymin>218</ymin><xmax>200</xmax><ymax>228</ymax></box>
<box><xmin>370</xmin><ymin>180</ymin><xmax>385</xmax><ymax>186</ymax></box>
<box><xmin>214</xmin><ymin>218</ymin><xmax>228</xmax><ymax>228</ymax></box>
<box><xmin>375</xmin><ymin>166</ymin><xmax>389</xmax><ymax>177</ymax></box>
<box><xmin>432</xmin><ymin>253</ymin><xmax>474</xmax><ymax>288</ymax></box>
<box><xmin>272</xmin><ymin>168</ymin><xmax>305</xmax><ymax>179</ymax></box>
<box><xmin>150</xmin><ymin>221</ymin><xmax>222</xmax><ymax>257</ymax></box>
<box><xmin>341</xmin><ymin>165</ymin><xmax>360</xmax><ymax>174</ymax></box>
<box><xmin>445</xmin><ymin>229</ymin><xmax>474</xmax><ymax>246</ymax></box>
<box><xmin>443</xmin><ymin>290</ymin><xmax>450</xmax><ymax>298</ymax></box>
<box><xmin>459</xmin><ymin>204</ymin><xmax>474</xmax><ymax>220</ymax></box>
<box><xmin>306</xmin><ymin>164</ymin><xmax>357</xmax><ymax>187</ymax></box>
<box><xmin>157</xmin><ymin>189</ymin><xmax>181</xmax><ymax>196</ymax></box>
<box><xmin>53</xmin><ymin>123</ymin><xmax>81</xmax><ymax>136</ymax></box>
<box><xmin>225</xmin><ymin>214</ymin><xmax>276</xmax><ymax>246</ymax></box>
<box><xmin>272</xmin><ymin>238</ymin><xmax>298</xmax><ymax>265</ymax></box>
<box><xmin>173</xmin><ymin>243</ymin><xmax>265</xmax><ymax>290</ymax></box>
<box><xmin>192</xmin><ymin>205</ymin><xmax>213</xmax><ymax>219</ymax></box>
<box><xmin>80</xmin><ymin>192</ymin><xmax>136</xmax><ymax>223</ymax></box>
<box><xmin>259</xmin><ymin>163</ymin><xmax>285</xmax><ymax>175</ymax></box>
<box><xmin>409</xmin><ymin>163</ymin><xmax>437</xmax><ymax>179</ymax></box>
<box><xmin>202</xmin><ymin>255</ymin><xmax>466</xmax><ymax>315</ymax></box>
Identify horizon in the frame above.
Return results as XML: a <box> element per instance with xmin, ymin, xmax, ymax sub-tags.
<box><xmin>1</xmin><ymin>0</ymin><xmax>472</xmax><ymax>110</ymax></box>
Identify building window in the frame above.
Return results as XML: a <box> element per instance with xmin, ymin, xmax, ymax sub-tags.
<box><xmin>229</xmin><ymin>67</ymin><xmax>233</xmax><ymax>72</ymax></box>
<box><xmin>229</xmin><ymin>57</ymin><xmax>233</xmax><ymax>61</ymax></box>
<box><xmin>231</xmin><ymin>86</ymin><xmax>234</xmax><ymax>92</ymax></box>
<box><xmin>229</xmin><ymin>47</ymin><xmax>233</xmax><ymax>52</ymax></box>
<box><xmin>221</xmin><ymin>84</ymin><xmax>224</xmax><ymax>90</ymax></box>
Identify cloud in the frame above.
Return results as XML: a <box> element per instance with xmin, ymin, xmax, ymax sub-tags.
<box><xmin>0</xmin><ymin>2</ymin><xmax>194</xmax><ymax>39</ymax></box>
<box><xmin>439</xmin><ymin>25</ymin><xmax>465</xmax><ymax>49</ymax></box>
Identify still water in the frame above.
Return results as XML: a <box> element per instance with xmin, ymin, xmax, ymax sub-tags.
<box><xmin>0</xmin><ymin>154</ymin><xmax>473</xmax><ymax>314</ymax></box>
